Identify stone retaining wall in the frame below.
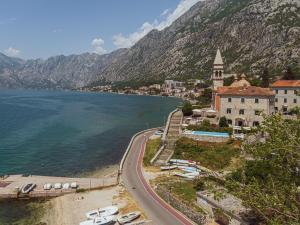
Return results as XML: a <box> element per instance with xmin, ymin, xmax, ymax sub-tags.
<box><xmin>181</xmin><ymin>134</ymin><xmax>229</xmax><ymax>143</ymax></box>
<box><xmin>156</xmin><ymin>185</ymin><xmax>207</xmax><ymax>225</ymax></box>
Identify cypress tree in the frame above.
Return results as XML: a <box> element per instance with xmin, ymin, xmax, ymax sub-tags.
<box><xmin>283</xmin><ymin>66</ymin><xmax>295</xmax><ymax>80</ymax></box>
<box><xmin>261</xmin><ymin>68</ymin><xmax>270</xmax><ymax>87</ymax></box>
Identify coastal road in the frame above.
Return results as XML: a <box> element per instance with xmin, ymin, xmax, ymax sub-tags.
<box><xmin>121</xmin><ymin>130</ymin><xmax>195</xmax><ymax>225</ymax></box>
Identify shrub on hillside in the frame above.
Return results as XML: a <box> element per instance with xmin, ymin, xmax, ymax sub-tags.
<box><xmin>219</xmin><ymin>116</ymin><xmax>229</xmax><ymax>127</ymax></box>
<box><xmin>182</xmin><ymin>102</ymin><xmax>193</xmax><ymax>116</ymax></box>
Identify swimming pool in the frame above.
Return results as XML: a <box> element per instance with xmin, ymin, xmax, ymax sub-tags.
<box><xmin>191</xmin><ymin>131</ymin><xmax>230</xmax><ymax>138</ymax></box>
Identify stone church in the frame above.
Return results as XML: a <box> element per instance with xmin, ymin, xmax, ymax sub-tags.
<box><xmin>211</xmin><ymin>50</ymin><xmax>275</xmax><ymax>127</ymax></box>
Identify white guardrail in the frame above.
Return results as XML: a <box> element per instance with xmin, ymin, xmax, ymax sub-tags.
<box><xmin>118</xmin><ymin>127</ymin><xmax>161</xmax><ymax>175</ymax></box>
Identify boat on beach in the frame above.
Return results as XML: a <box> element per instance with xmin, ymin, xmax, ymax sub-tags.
<box><xmin>169</xmin><ymin>159</ymin><xmax>196</xmax><ymax>166</ymax></box>
<box><xmin>177</xmin><ymin>166</ymin><xmax>200</xmax><ymax>173</ymax></box>
<box><xmin>80</xmin><ymin>215</ymin><xmax>116</xmax><ymax>225</ymax></box>
<box><xmin>86</xmin><ymin>206</ymin><xmax>118</xmax><ymax>220</ymax></box>
<box><xmin>173</xmin><ymin>172</ymin><xmax>199</xmax><ymax>179</ymax></box>
<box><xmin>21</xmin><ymin>183</ymin><xmax>36</xmax><ymax>194</ymax></box>
<box><xmin>43</xmin><ymin>183</ymin><xmax>52</xmax><ymax>190</ymax></box>
<box><xmin>160</xmin><ymin>165</ymin><xmax>177</xmax><ymax>171</ymax></box>
<box><xmin>54</xmin><ymin>183</ymin><xmax>62</xmax><ymax>189</ymax></box>
<box><xmin>71</xmin><ymin>182</ymin><xmax>78</xmax><ymax>189</ymax></box>
<box><xmin>117</xmin><ymin>211</ymin><xmax>141</xmax><ymax>224</ymax></box>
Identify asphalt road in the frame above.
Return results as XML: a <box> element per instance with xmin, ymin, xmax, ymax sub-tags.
<box><xmin>121</xmin><ymin>130</ymin><xmax>195</xmax><ymax>225</ymax></box>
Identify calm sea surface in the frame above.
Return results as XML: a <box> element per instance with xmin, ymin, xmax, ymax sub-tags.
<box><xmin>0</xmin><ymin>90</ymin><xmax>181</xmax><ymax>176</ymax></box>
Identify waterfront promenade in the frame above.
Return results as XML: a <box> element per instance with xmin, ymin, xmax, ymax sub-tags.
<box><xmin>0</xmin><ymin>174</ymin><xmax>118</xmax><ymax>199</ymax></box>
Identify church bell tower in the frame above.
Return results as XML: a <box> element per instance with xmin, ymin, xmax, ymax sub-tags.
<box><xmin>212</xmin><ymin>49</ymin><xmax>224</xmax><ymax>90</ymax></box>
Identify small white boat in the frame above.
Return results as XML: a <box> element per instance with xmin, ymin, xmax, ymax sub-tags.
<box><xmin>178</xmin><ymin>166</ymin><xmax>199</xmax><ymax>173</ymax></box>
<box><xmin>62</xmin><ymin>183</ymin><xmax>70</xmax><ymax>189</ymax></box>
<box><xmin>21</xmin><ymin>183</ymin><xmax>36</xmax><ymax>194</ymax></box>
<box><xmin>54</xmin><ymin>183</ymin><xmax>62</xmax><ymax>189</ymax></box>
<box><xmin>160</xmin><ymin>165</ymin><xmax>177</xmax><ymax>171</ymax></box>
<box><xmin>71</xmin><ymin>182</ymin><xmax>78</xmax><ymax>189</ymax></box>
<box><xmin>187</xmin><ymin>171</ymin><xmax>200</xmax><ymax>176</ymax></box>
<box><xmin>43</xmin><ymin>183</ymin><xmax>52</xmax><ymax>190</ymax></box>
<box><xmin>118</xmin><ymin>211</ymin><xmax>141</xmax><ymax>224</ymax></box>
<box><xmin>173</xmin><ymin>172</ymin><xmax>198</xmax><ymax>179</ymax></box>
<box><xmin>80</xmin><ymin>215</ymin><xmax>116</xmax><ymax>225</ymax></box>
<box><xmin>86</xmin><ymin>206</ymin><xmax>118</xmax><ymax>220</ymax></box>
<box><xmin>170</xmin><ymin>159</ymin><xmax>196</xmax><ymax>166</ymax></box>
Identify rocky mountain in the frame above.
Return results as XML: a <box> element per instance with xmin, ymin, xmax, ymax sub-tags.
<box><xmin>98</xmin><ymin>0</ymin><xmax>300</xmax><ymax>83</ymax></box>
<box><xmin>0</xmin><ymin>49</ymin><xmax>126</xmax><ymax>88</ymax></box>
<box><xmin>0</xmin><ymin>0</ymin><xmax>299</xmax><ymax>89</ymax></box>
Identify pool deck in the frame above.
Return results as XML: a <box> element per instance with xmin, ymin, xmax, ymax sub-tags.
<box><xmin>0</xmin><ymin>174</ymin><xmax>118</xmax><ymax>199</ymax></box>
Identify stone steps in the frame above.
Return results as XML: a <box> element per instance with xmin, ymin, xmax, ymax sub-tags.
<box><xmin>154</xmin><ymin>110</ymin><xmax>183</xmax><ymax>165</ymax></box>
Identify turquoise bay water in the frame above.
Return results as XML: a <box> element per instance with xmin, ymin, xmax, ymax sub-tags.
<box><xmin>0</xmin><ymin>90</ymin><xmax>180</xmax><ymax>176</ymax></box>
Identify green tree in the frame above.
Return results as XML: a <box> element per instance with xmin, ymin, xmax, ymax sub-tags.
<box><xmin>224</xmin><ymin>75</ymin><xmax>235</xmax><ymax>86</ymax></box>
<box><xmin>227</xmin><ymin>115</ymin><xmax>300</xmax><ymax>224</ymax></box>
<box><xmin>203</xmin><ymin>88</ymin><xmax>212</xmax><ymax>100</ymax></box>
<box><xmin>261</xmin><ymin>68</ymin><xmax>270</xmax><ymax>87</ymax></box>
<box><xmin>202</xmin><ymin>119</ymin><xmax>211</xmax><ymax>127</ymax></box>
<box><xmin>283</xmin><ymin>66</ymin><xmax>296</xmax><ymax>80</ymax></box>
<box><xmin>250</xmin><ymin>78</ymin><xmax>261</xmax><ymax>87</ymax></box>
<box><xmin>290</xmin><ymin>106</ymin><xmax>300</xmax><ymax>115</ymax></box>
<box><xmin>182</xmin><ymin>102</ymin><xmax>193</xmax><ymax>116</ymax></box>
<box><xmin>219</xmin><ymin>116</ymin><xmax>229</xmax><ymax>127</ymax></box>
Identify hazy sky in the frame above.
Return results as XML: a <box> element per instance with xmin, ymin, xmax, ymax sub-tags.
<box><xmin>0</xmin><ymin>0</ymin><xmax>202</xmax><ymax>59</ymax></box>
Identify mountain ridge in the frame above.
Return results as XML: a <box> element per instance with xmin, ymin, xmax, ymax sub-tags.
<box><xmin>0</xmin><ymin>0</ymin><xmax>299</xmax><ymax>89</ymax></box>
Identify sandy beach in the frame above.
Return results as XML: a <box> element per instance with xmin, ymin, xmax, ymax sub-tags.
<box><xmin>41</xmin><ymin>185</ymin><xmax>146</xmax><ymax>225</ymax></box>
<box><xmin>38</xmin><ymin>165</ymin><xmax>146</xmax><ymax>225</ymax></box>
<box><xmin>42</xmin><ymin>187</ymin><xmax>120</xmax><ymax>225</ymax></box>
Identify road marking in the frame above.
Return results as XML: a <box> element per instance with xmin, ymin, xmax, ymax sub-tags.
<box><xmin>134</xmin><ymin>133</ymin><xmax>195</xmax><ymax>225</ymax></box>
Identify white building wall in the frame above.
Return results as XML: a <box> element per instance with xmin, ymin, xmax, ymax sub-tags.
<box><xmin>273</xmin><ymin>87</ymin><xmax>300</xmax><ymax>111</ymax></box>
<box><xmin>219</xmin><ymin>96</ymin><xmax>275</xmax><ymax>127</ymax></box>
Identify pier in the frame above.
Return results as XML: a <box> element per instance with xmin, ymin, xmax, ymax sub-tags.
<box><xmin>0</xmin><ymin>174</ymin><xmax>118</xmax><ymax>199</ymax></box>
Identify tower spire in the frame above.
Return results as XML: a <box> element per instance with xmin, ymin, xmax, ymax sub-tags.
<box><xmin>214</xmin><ymin>48</ymin><xmax>224</xmax><ymax>65</ymax></box>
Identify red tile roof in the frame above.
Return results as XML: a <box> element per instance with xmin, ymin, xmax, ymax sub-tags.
<box><xmin>271</xmin><ymin>80</ymin><xmax>300</xmax><ymax>87</ymax></box>
<box><xmin>217</xmin><ymin>86</ymin><xmax>274</xmax><ymax>97</ymax></box>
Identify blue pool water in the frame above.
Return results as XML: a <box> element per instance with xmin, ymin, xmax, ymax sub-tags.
<box><xmin>192</xmin><ymin>131</ymin><xmax>230</xmax><ymax>137</ymax></box>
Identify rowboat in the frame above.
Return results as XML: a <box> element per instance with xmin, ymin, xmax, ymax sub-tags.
<box><xmin>80</xmin><ymin>215</ymin><xmax>116</xmax><ymax>225</ymax></box>
<box><xmin>21</xmin><ymin>183</ymin><xmax>36</xmax><ymax>194</ymax></box>
<box><xmin>117</xmin><ymin>211</ymin><xmax>141</xmax><ymax>224</ymax></box>
<box><xmin>86</xmin><ymin>206</ymin><xmax>118</xmax><ymax>220</ymax></box>
<box><xmin>170</xmin><ymin>159</ymin><xmax>196</xmax><ymax>166</ymax></box>
<box><xmin>62</xmin><ymin>183</ymin><xmax>70</xmax><ymax>189</ymax></box>
<box><xmin>43</xmin><ymin>183</ymin><xmax>52</xmax><ymax>190</ymax></box>
<box><xmin>173</xmin><ymin>172</ymin><xmax>199</xmax><ymax>179</ymax></box>
<box><xmin>71</xmin><ymin>182</ymin><xmax>78</xmax><ymax>189</ymax></box>
<box><xmin>178</xmin><ymin>166</ymin><xmax>200</xmax><ymax>173</ymax></box>
<box><xmin>160</xmin><ymin>165</ymin><xmax>177</xmax><ymax>171</ymax></box>
<box><xmin>54</xmin><ymin>183</ymin><xmax>62</xmax><ymax>189</ymax></box>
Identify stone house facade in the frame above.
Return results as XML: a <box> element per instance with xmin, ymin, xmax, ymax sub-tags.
<box><xmin>217</xmin><ymin>86</ymin><xmax>275</xmax><ymax>127</ymax></box>
<box><xmin>271</xmin><ymin>80</ymin><xmax>300</xmax><ymax>112</ymax></box>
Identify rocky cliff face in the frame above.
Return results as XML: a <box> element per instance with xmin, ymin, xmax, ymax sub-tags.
<box><xmin>99</xmin><ymin>0</ymin><xmax>300</xmax><ymax>83</ymax></box>
<box><xmin>0</xmin><ymin>0</ymin><xmax>299</xmax><ymax>89</ymax></box>
<box><xmin>0</xmin><ymin>49</ymin><xmax>126</xmax><ymax>88</ymax></box>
